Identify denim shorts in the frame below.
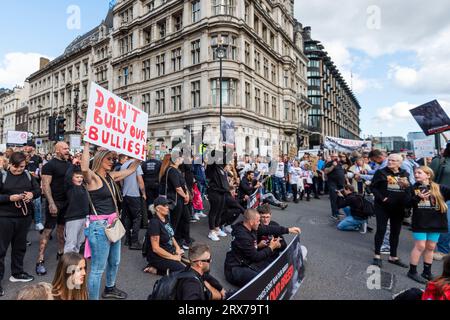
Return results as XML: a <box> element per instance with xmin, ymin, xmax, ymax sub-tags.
<box><xmin>413</xmin><ymin>232</ymin><xmax>441</xmax><ymax>242</ymax></box>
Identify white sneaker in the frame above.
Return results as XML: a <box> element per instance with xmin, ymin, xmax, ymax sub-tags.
<box><xmin>197</xmin><ymin>211</ymin><xmax>207</xmax><ymax>218</ymax></box>
<box><xmin>359</xmin><ymin>222</ymin><xmax>368</xmax><ymax>234</ymax></box>
<box><xmin>224</xmin><ymin>225</ymin><xmax>233</xmax><ymax>234</ymax></box>
<box><xmin>193</xmin><ymin>213</ymin><xmax>200</xmax><ymax>221</ymax></box>
<box><xmin>217</xmin><ymin>229</ymin><xmax>227</xmax><ymax>237</ymax></box>
<box><xmin>35</xmin><ymin>223</ymin><xmax>44</xmax><ymax>231</ymax></box>
<box><xmin>208</xmin><ymin>231</ymin><xmax>220</xmax><ymax>242</ymax></box>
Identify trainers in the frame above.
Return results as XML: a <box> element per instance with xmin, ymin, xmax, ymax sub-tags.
<box><xmin>0</xmin><ymin>285</ymin><xmax>4</xmax><ymax>297</ymax></box>
<box><xmin>129</xmin><ymin>242</ymin><xmax>142</xmax><ymax>251</ymax></box>
<box><xmin>208</xmin><ymin>232</ymin><xmax>220</xmax><ymax>242</ymax></box>
<box><xmin>380</xmin><ymin>247</ymin><xmax>391</xmax><ymax>255</ymax></box>
<box><xmin>196</xmin><ymin>211</ymin><xmax>207</xmax><ymax>218</ymax></box>
<box><xmin>433</xmin><ymin>252</ymin><xmax>447</xmax><ymax>261</ymax></box>
<box><xmin>181</xmin><ymin>242</ymin><xmax>190</xmax><ymax>251</ymax></box>
<box><xmin>217</xmin><ymin>229</ymin><xmax>227</xmax><ymax>237</ymax></box>
<box><xmin>56</xmin><ymin>252</ymin><xmax>63</xmax><ymax>260</ymax></box>
<box><xmin>10</xmin><ymin>272</ymin><xmax>34</xmax><ymax>283</ymax></box>
<box><xmin>35</xmin><ymin>223</ymin><xmax>44</xmax><ymax>231</ymax></box>
<box><xmin>35</xmin><ymin>261</ymin><xmax>47</xmax><ymax>276</ymax></box>
<box><xmin>407</xmin><ymin>271</ymin><xmax>428</xmax><ymax>284</ymax></box>
<box><xmin>102</xmin><ymin>286</ymin><xmax>128</xmax><ymax>300</ymax></box>
<box><xmin>330</xmin><ymin>215</ymin><xmax>339</xmax><ymax>221</ymax></box>
<box><xmin>421</xmin><ymin>272</ymin><xmax>436</xmax><ymax>282</ymax></box>
<box><xmin>360</xmin><ymin>222</ymin><xmax>368</xmax><ymax>234</ymax></box>
<box><xmin>224</xmin><ymin>225</ymin><xmax>233</xmax><ymax>234</ymax></box>
<box><xmin>26</xmin><ymin>240</ymin><xmax>32</xmax><ymax>247</ymax></box>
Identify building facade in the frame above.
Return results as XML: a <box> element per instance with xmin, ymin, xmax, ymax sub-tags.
<box><xmin>111</xmin><ymin>0</ymin><xmax>310</xmax><ymax>157</ymax></box>
<box><xmin>1</xmin><ymin>85</ymin><xmax>29</xmax><ymax>145</ymax></box>
<box><xmin>0</xmin><ymin>88</ymin><xmax>13</xmax><ymax>145</ymax></box>
<box><xmin>26</xmin><ymin>10</ymin><xmax>114</xmax><ymax>152</ymax></box>
<box><xmin>302</xmin><ymin>26</ymin><xmax>361</xmax><ymax>149</ymax></box>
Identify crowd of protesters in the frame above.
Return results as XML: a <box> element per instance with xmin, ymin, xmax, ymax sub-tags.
<box><xmin>0</xmin><ymin>136</ymin><xmax>449</xmax><ymax>301</ymax></box>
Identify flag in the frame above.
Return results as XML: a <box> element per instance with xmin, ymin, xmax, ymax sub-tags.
<box><xmin>247</xmin><ymin>189</ymin><xmax>261</xmax><ymax>209</ymax></box>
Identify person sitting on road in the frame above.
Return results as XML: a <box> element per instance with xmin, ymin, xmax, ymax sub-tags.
<box><xmin>238</xmin><ymin>171</ymin><xmax>261</xmax><ymax>208</ymax></box>
<box><xmin>143</xmin><ymin>197</ymin><xmax>186</xmax><ymax>275</ymax></box>
<box><xmin>221</xmin><ymin>186</ymin><xmax>245</xmax><ymax>234</ymax></box>
<box><xmin>257</xmin><ymin>204</ymin><xmax>287</xmax><ymax>260</ymax></box>
<box><xmin>336</xmin><ymin>185</ymin><xmax>368</xmax><ymax>233</ymax></box>
<box><xmin>224</xmin><ymin>209</ymin><xmax>301</xmax><ymax>288</ymax></box>
<box><xmin>422</xmin><ymin>255</ymin><xmax>450</xmax><ymax>300</ymax></box>
<box><xmin>176</xmin><ymin>244</ymin><xmax>227</xmax><ymax>300</ymax></box>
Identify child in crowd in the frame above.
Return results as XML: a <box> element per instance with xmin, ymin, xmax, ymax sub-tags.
<box><xmin>300</xmin><ymin>163</ymin><xmax>314</xmax><ymax>201</ymax></box>
<box><xmin>192</xmin><ymin>182</ymin><xmax>207</xmax><ymax>221</ymax></box>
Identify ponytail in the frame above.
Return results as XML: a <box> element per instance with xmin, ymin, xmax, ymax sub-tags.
<box><xmin>430</xmin><ymin>181</ymin><xmax>448</xmax><ymax>214</ymax></box>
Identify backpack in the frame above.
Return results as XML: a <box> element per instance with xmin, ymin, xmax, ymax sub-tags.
<box><xmin>147</xmin><ymin>269</ymin><xmax>203</xmax><ymax>300</ymax></box>
<box><xmin>359</xmin><ymin>193</ymin><xmax>375</xmax><ymax>218</ymax></box>
<box><xmin>1</xmin><ymin>170</ymin><xmax>32</xmax><ymax>184</ymax></box>
<box><xmin>142</xmin><ymin>160</ymin><xmax>161</xmax><ymax>190</ymax></box>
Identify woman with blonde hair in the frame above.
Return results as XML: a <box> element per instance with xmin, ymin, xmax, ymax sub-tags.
<box><xmin>52</xmin><ymin>252</ymin><xmax>87</xmax><ymax>300</ymax></box>
<box><xmin>81</xmin><ymin>137</ymin><xmax>141</xmax><ymax>300</ymax></box>
<box><xmin>407</xmin><ymin>166</ymin><xmax>450</xmax><ymax>284</ymax></box>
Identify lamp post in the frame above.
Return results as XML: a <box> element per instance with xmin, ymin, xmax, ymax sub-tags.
<box><xmin>216</xmin><ymin>40</ymin><xmax>226</xmax><ymax>145</ymax></box>
<box><xmin>73</xmin><ymin>86</ymin><xmax>80</xmax><ymax>133</ymax></box>
<box><xmin>37</xmin><ymin>104</ymin><xmax>42</xmax><ymax>136</ymax></box>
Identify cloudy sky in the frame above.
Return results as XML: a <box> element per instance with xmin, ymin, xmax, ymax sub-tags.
<box><xmin>1</xmin><ymin>0</ymin><xmax>449</xmax><ymax>139</ymax></box>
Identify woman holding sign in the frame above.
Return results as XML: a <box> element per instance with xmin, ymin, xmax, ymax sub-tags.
<box><xmin>81</xmin><ymin>135</ymin><xmax>141</xmax><ymax>300</ymax></box>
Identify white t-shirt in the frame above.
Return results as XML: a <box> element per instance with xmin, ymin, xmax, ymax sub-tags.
<box><xmin>275</xmin><ymin>162</ymin><xmax>285</xmax><ymax>178</ymax></box>
<box><xmin>289</xmin><ymin>167</ymin><xmax>302</xmax><ymax>185</ymax></box>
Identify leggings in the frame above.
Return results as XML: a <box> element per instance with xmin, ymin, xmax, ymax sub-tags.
<box><xmin>374</xmin><ymin>204</ymin><xmax>405</xmax><ymax>257</ymax></box>
<box><xmin>207</xmin><ymin>191</ymin><xmax>226</xmax><ymax>230</ymax></box>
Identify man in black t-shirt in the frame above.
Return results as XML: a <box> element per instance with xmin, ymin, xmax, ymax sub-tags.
<box><xmin>324</xmin><ymin>153</ymin><xmax>346</xmax><ymax>220</ymax></box>
<box><xmin>141</xmin><ymin>154</ymin><xmax>162</xmax><ymax>207</ymax></box>
<box><xmin>36</xmin><ymin>142</ymin><xmax>72</xmax><ymax>276</ymax></box>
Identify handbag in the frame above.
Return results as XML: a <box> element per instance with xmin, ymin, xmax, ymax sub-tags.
<box><xmin>159</xmin><ymin>167</ymin><xmax>177</xmax><ymax>210</ymax></box>
<box><xmin>87</xmin><ymin>175</ymin><xmax>126</xmax><ymax>243</ymax></box>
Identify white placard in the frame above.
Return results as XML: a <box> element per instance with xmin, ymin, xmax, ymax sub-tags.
<box><xmin>69</xmin><ymin>135</ymin><xmax>81</xmax><ymax>149</ymax></box>
<box><xmin>413</xmin><ymin>136</ymin><xmax>435</xmax><ymax>159</ymax></box>
<box><xmin>7</xmin><ymin>131</ymin><xmax>28</xmax><ymax>145</ymax></box>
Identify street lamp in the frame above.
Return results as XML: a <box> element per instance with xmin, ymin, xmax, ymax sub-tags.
<box><xmin>216</xmin><ymin>40</ymin><xmax>226</xmax><ymax>145</ymax></box>
<box><xmin>73</xmin><ymin>86</ymin><xmax>80</xmax><ymax>132</ymax></box>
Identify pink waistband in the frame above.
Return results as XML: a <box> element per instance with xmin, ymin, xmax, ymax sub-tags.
<box><xmin>84</xmin><ymin>213</ymin><xmax>118</xmax><ymax>259</ymax></box>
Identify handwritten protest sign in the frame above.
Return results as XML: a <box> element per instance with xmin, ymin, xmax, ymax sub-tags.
<box><xmin>85</xmin><ymin>82</ymin><xmax>149</xmax><ymax>161</ymax></box>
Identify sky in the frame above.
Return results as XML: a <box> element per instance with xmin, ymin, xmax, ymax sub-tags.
<box><xmin>1</xmin><ymin>0</ymin><xmax>450</xmax><ymax>139</ymax></box>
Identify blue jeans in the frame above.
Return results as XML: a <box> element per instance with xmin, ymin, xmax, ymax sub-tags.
<box><xmin>337</xmin><ymin>207</ymin><xmax>366</xmax><ymax>231</ymax></box>
<box><xmin>33</xmin><ymin>197</ymin><xmax>42</xmax><ymax>225</ymax></box>
<box><xmin>86</xmin><ymin>220</ymin><xmax>121</xmax><ymax>300</ymax></box>
<box><xmin>436</xmin><ymin>201</ymin><xmax>450</xmax><ymax>254</ymax></box>
<box><xmin>272</xmin><ymin>176</ymin><xmax>286</xmax><ymax>201</ymax></box>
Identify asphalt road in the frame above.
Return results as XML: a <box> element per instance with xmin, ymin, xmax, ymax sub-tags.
<box><xmin>1</xmin><ymin>195</ymin><xmax>443</xmax><ymax>300</ymax></box>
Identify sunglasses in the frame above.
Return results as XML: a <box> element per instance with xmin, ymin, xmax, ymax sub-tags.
<box><xmin>193</xmin><ymin>257</ymin><xmax>212</xmax><ymax>264</ymax></box>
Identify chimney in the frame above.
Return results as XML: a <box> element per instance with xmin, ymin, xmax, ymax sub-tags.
<box><xmin>40</xmin><ymin>57</ymin><xmax>50</xmax><ymax>70</ymax></box>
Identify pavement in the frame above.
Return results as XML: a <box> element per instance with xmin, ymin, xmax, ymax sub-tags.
<box><xmin>0</xmin><ymin>195</ymin><xmax>444</xmax><ymax>300</ymax></box>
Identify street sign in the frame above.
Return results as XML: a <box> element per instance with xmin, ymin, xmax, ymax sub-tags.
<box><xmin>35</xmin><ymin>138</ymin><xmax>43</xmax><ymax>147</ymax></box>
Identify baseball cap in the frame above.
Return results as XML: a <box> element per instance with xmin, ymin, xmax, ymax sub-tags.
<box><xmin>153</xmin><ymin>197</ymin><xmax>172</xmax><ymax>207</ymax></box>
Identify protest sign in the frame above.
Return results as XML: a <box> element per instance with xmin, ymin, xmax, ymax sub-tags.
<box><xmin>228</xmin><ymin>235</ymin><xmax>305</xmax><ymax>300</ymax></box>
<box><xmin>7</xmin><ymin>131</ymin><xmax>28</xmax><ymax>145</ymax></box>
<box><xmin>413</xmin><ymin>136</ymin><xmax>435</xmax><ymax>159</ymax></box>
<box><xmin>410</xmin><ymin>100</ymin><xmax>450</xmax><ymax>136</ymax></box>
<box><xmin>221</xmin><ymin>116</ymin><xmax>236</xmax><ymax>146</ymax></box>
<box><xmin>85</xmin><ymin>82</ymin><xmax>149</xmax><ymax>161</ymax></box>
<box><xmin>324</xmin><ymin>136</ymin><xmax>371</xmax><ymax>153</ymax></box>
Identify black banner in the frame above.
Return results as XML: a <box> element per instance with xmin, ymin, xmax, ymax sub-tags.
<box><xmin>410</xmin><ymin>100</ymin><xmax>450</xmax><ymax>136</ymax></box>
<box><xmin>228</xmin><ymin>235</ymin><xmax>305</xmax><ymax>300</ymax></box>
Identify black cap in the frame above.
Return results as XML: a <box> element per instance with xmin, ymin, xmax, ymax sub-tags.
<box><xmin>154</xmin><ymin>197</ymin><xmax>171</xmax><ymax>207</ymax></box>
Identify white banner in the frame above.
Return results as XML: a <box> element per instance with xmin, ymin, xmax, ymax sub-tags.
<box><xmin>85</xmin><ymin>82</ymin><xmax>149</xmax><ymax>161</ymax></box>
<box><xmin>324</xmin><ymin>136</ymin><xmax>371</xmax><ymax>153</ymax></box>
<box><xmin>413</xmin><ymin>136</ymin><xmax>435</xmax><ymax>159</ymax></box>
<box><xmin>7</xmin><ymin>131</ymin><xmax>28</xmax><ymax>145</ymax></box>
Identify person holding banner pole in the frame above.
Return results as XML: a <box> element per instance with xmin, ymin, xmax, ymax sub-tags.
<box><xmin>81</xmin><ymin>137</ymin><xmax>141</xmax><ymax>300</ymax></box>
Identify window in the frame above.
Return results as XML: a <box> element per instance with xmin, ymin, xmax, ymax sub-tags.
<box><xmin>254</xmin><ymin>15</ymin><xmax>259</xmax><ymax>34</ymax></box>
<box><xmin>84</xmin><ymin>61</ymin><xmax>89</xmax><ymax>76</ymax></box>
<box><xmin>211</xmin><ymin>34</ymin><xmax>237</xmax><ymax>60</ymax></box>
<box><xmin>264</xmin><ymin>93</ymin><xmax>269</xmax><ymax>116</ymax></box>
<box><xmin>156</xmin><ymin>54</ymin><xmax>165</xmax><ymax>76</ymax></box>
<box><xmin>211</xmin><ymin>79</ymin><xmax>236</xmax><ymax>106</ymax></box>
<box><xmin>212</xmin><ymin>0</ymin><xmax>236</xmax><ymax>16</ymax></box>
<box><xmin>272</xmin><ymin>96</ymin><xmax>277</xmax><ymax>119</ymax></box>
<box><xmin>244</xmin><ymin>1</ymin><xmax>250</xmax><ymax>24</ymax></box>
<box><xmin>123</xmin><ymin>67</ymin><xmax>130</xmax><ymax>86</ymax></box>
<box><xmin>142</xmin><ymin>59</ymin><xmax>151</xmax><ymax>80</ymax></box>
<box><xmin>191</xmin><ymin>81</ymin><xmax>201</xmax><ymax>108</ymax></box>
<box><xmin>75</xmin><ymin>64</ymin><xmax>80</xmax><ymax>79</ymax></box>
<box><xmin>120</xmin><ymin>8</ymin><xmax>133</xmax><ymax>25</ymax></box>
<box><xmin>262</xmin><ymin>26</ymin><xmax>267</xmax><ymax>41</ymax></box>
<box><xmin>171</xmin><ymin>48</ymin><xmax>182</xmax><ymax>71</ymax></box>
<box><xmin>284</xmin><ymin>102</ymin><xmax>289</xmax><ymax>121</ymax></box>
<box><xmin>245</xmin><ymin>42</ymin><xmax>250</xmax><ymax>65</ymax></box>
<box><xmin>245</xmin><ymin>82</ymin><xmax>251</xmax><ymax>110</ymax></box>
<box><xmin>254</xmin><ymin>51</ymin><xmax>260</xmax><ymax>73</ymax></box>
<box><xmin>191</xmin><ymin>40</ymin><xmax>200</xmax><ymax>64</ymax></box>
<box><xmin>308</xmin><ymin>60</ymin><xmax>320</xmax><ymax>68</ymax></box>
<box><xmin>271</xmin><ymin>64</ymin><xmax>277</xmax><ymax>83</ymax></box>
<box><xmin>143</xmin><ymin>26</ymin><xmax>152</xmax><ymax>45</ymax></box>
<box><xmin>120</xmin><ymin>34</ymin><xmax>133</xmax><ymax>54</ymax></box>
<box><xmin>68</xmin><ymin>68</ymin><xmax>72</xmax><ymax>81</ymax></box>
<box><xmin>270</xmin><ymin>33</ymin><xmax>275</xmax><ymax>48</ymax></box>
<box><xmin>142</xmin><ymin>93</ymin><xmax>151</xmax><ymax>114</ymax></box>
<box><xmin>171</xmin><ymin>86</ymin><xmax>182</xmax><ymax>112</ymax></box>
<box><xmin>283</xmin><ymin>70</ymin><xmax>289</xmax><ymax>87</ymax></box>
<box><xmin>147</xmin><ymin>0</ymin><xmax>155</xmax><ymax>12</ymax></box>
<box><xmin>308</xmin><ymin>78</ymin><xmax>321</xmax><ymax>87</ymax></box>
<box><xmin>263</xmin><ymin>58</ymin><xmax>269</xmax><ymax>79</ymax></box>
<box><xmin>158</xmin><ymin>20</ymin><xmax>166</xmax><ymax>38</ymax></box>
<box><xmin>192</xmin><ymin>0</ymin><xmax>200</xmax><ymax>22</ymax></box>
<box><xmin>61</xmin><ymin>71</ymin><xmax>65</xmax><ymax>84</ymax></box>
<box><xmin>155</xmin><ymin>90</ymin><xmax>165</xmax><ymax>114</ymax></box>
<box><xmin>255</xmin><ymin>88</ymin><xmax>261</xmax><ymax>114</ymax></box>
<box><xmin>174</xmin><ymin>12</ymin><xmax>183</xmax><ymax>31</ymax></box>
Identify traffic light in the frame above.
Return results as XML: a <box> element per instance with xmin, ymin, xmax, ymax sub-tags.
<box><xmin>56</xmin><ymin>117</ymin><xmax>66</xmax><ymax>141</ymax></box>
<box><xmin>48</xmin><ymin>116</ymin><xmax>56</xmax><ymax>141</ymax></box>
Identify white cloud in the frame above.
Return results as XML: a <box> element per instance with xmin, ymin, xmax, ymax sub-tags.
<box><xmin>374</xmin><ymin>101</ymin><xmax>417</xmax><ymax>123</ymax></box>
<box><xmin>0</xmin><ymin>52</ymin><xmax>52</xmax><ymax>88</ymax></box>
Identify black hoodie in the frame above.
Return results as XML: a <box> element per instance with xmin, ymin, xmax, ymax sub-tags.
<box><xmin>409</xmin><ymin>183</ymin><xmax>450</xmax><ymax>233</ymax></box>
<box><xmin>224</xmin><ymin>221</ymin><xmax>289</xmax><ymax>271</ymax></box>
<box><xmin>370</xmin><ymin>167</ymin><xmax>411</xmax><ymax>210</ymax></box>
<box><xmin>0</xmin><ymin>170</ymin><xmax>41</xmax><ymax>218</ymax></box>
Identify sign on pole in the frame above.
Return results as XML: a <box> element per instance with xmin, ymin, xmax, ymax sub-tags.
<box><xmin>35</xmin><ymin>138</ymin><xmax>43</xmax><ymax>147</ymax></box>
<box><xmin>84</xmin><ymin>82</ymin><xmax>149</xmax><ymax>161</ymax></box>
<box><xmin>413</xmin><ymin>136</ymin><xmax>435</xmax><ymax>159</ymax></box>
<box><xmin>324</xmin><ymin>136</ymin><xmax>371</xmax><ymax>153</ymax></box>
<box><xmin>221</xmin><ymin>116</ymin><xmax>235</xmax><ymax>146</ymax></box>
<box><xmin>7</xmin><ymin>131</ymin><xmax>28</xmax><ymax>145</ymax></box>
<box><xmin>69</xmin><ymin>135</ymin><xmax>81</xmax><ymax>149</ymax></box>
<box><xmin>410</xmin><ymin>100</ymin><xmax>450</xmax><ymax>136</ymax></box>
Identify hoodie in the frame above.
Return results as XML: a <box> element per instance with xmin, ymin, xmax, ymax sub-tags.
<box><xmin>370</xmin><ymin>167</ymin><xmax>411</xmax><ymax>210</ymax></box>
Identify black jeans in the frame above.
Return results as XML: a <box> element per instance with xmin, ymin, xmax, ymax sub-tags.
<box><xmin>208</xmin><ymin>191</ymin><xmax>226</xmax><ymax>230</ymax></box>
<box><xmin>123</xmin><ymin>196</ymin><xmax>142</xmax><ymax>243</ymax></box>
<box><xmin>176</xmin><ymin>204</ymin><xmax>191</xmax><ymax>244</ymax></box>
<box><xmin>147</xmin><ymin>255</ymin><xmax>185</xmax><ymax>276</ymax></box>
<box><xmin>374</xmin><ymin>204</ymin><xmax>404</xmax><ymax>257</ymax></box>
<box><xmin>0</xmin><ymin>216</ymin><xmax>32</xmax><ymax>280</ymax></box>
<box><xmin>327</xmin><ymin>182</ymin><xmax>340</xmax><ymax>216</ymax></box>
<box><xmin>145</xmin><ymin>187</ymin><xmax>160</xmax><ymax>208</ymax></box>
<box><xmin>225</xmin><ymin>266</ymin><xmax>259</xmax><ymax>288</ymax></box>
<box><xmin>169</xmin><ymin>197</ymin><xmax>185</xmax><ymax>236</ymax></box>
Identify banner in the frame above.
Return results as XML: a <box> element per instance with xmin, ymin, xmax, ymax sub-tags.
<box><xmin>410</xmin><ymin>100</ymin><xmax>450</xmax><ymax>136</ymax></box>
<box><xmin>7</xmin><ymin>131</ymin><xmax>28</xmax><ymax>145</ymax></box>
<box><xmin>247</xmin><ymin>189</ymin><xmax>261</xmax><ymax>209</ymax></box>
<box><xmin>221</xmin><ymin>116</ymin><xmax>235</xmax><ymax>146</ymax></box>
<box><xmin>413</xmin><ymin>136</ymin><xmax>435</xmax><ymax>159</ymax></box>
<box><xmin>85</xmin><ymin>82</ymin><xmax>149</xmax><ymax>161</ymax></box>
<box><xmin>324</xmin><ymin>136</ymin><xmax>371</xmax><ymax>153</ymax></box>
<box><xmin>228</xmin><ymin>235</ymin><xmax>305</xmax><ymax>300</ymax></box>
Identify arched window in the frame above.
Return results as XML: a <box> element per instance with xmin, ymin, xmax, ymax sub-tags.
<box><xmin>245</xmin><ymin>136</ymin><xmax>250</xmax><ymax>154</ymax></box>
